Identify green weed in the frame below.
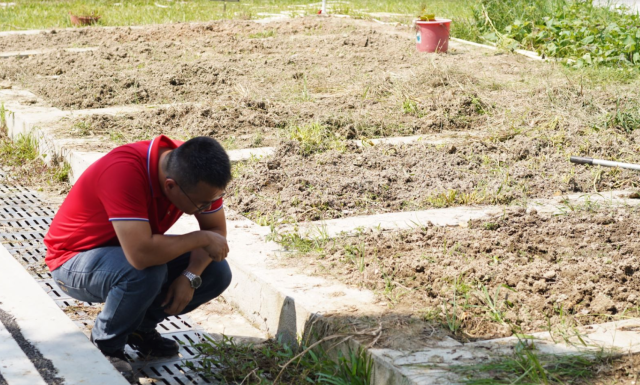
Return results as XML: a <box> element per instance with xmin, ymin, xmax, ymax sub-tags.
<box><xmin>286</xmin><ymin>122</ymin><xmax>345</xmax><ymax>156</ymax></box>
<box><xmin>343</xmin><ymin>242</ymin><xmax>367</xmax><ymax>273</ymax></box>
<box><xmin>267</xmin><ymin>226</ymin><xmax>332</xmax><ymax>255</ymax></box>
<box><xmin>452</xmin><ymin>337</ymin><xmax>612</xmax><ymax>384</ymax></box>
<box><xmin>71</xmin><ymin>120</ymin><xmax>92</xmax><ymax>136</ymax></box>
<box><xmin>0</xmin><ymin>102</ymin><xmax>7</xmax><ymax>132</ymax></box>
<box><xmin>187</xmin><ymin>334</ymin><xmax>372</xmax><ymax>385</ymax></box>
<box><xmin>0</xmin><ymin>133</ymin><xmax>38</xmax><ymax>166</ymax></box>
<box><xmin>476</xmin><ymin>284</ymin><xmax>515</xmax><ymax>325</ymax></box>
<box><xmin>53</xmin><ymin>162</ymin><xmax>71</xmax><ymax>183</ymax></box>
<box><xmin>401</xmin><ymin>99</ymin><xmax>423</xmax><ymax>117</ymax></box>
<box><xmin>249</xmin><ymin>29</ymin><xmax>276</xmax><ymax>39</ymax></box>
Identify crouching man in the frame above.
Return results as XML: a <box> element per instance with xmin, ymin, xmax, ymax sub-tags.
<box><xmin>44</xmin><ymin>136</ymin><xmax>232</xmax><ymax>382</ymax></box>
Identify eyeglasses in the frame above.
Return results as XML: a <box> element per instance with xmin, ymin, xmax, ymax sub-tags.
<box><xmin>170</xmin><ymin>178</ymin><xmax>226</xmax><ymax>213</ymax></box>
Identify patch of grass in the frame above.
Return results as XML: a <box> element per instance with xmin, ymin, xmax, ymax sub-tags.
<box><xmin>53</xmin><ymin>162</ymin><xmax>71</xmax><ymax>183</ymax></box>
<box><xmin>401</xmin><ymin>99</ymin><xmax>423</xmax><ymax>117</ymax></box>
<box><xmin>0</xmin><ymin>102</ymin><xmax>7</xmax><ymax>132</ymax></box>
<box><xmin>249</xmin><ymin>29</ymin><xmax>276</xmax><ymax>39</ymax></box>
<box><xmin>286</xmin><ymin>122</ymin><xmax>346</xmax><ymax>156</ymax></box>
<box><xmin>267</xmin><ymin>226</ymin><xmax>332</xmax><ymax>255</ymax></box>
<box><xmin>187</xmin><ymin>334</ymin><xmax>373</xmax><ymax>385</ymax></box>
<box><xmin>596</xmin><ymin>99</ymin><xmax>640</xmax><ymax>132</ymax></box>
<box><xmin>70</xmin><ymin>120</ymin><xmax>92</xmax><ymax>136</ymax></box>
<box><xmin>0</xmin><ymin>0</ymin><xmax>472</xmax><ymax>31</ymax></box>
<box><xmin>0</xmin><ymin>132</ymin><xmax>71</xmax><ymax>190</ymax></box>
<box><xmin>452</xmin><ymin>337</ymin><xmax>612</xmax><ymax>384</ymax></box>
<box><xmin>0</xmin><ymin>133</ymin><xmax>38</xmax><ymax>167</ymax></box>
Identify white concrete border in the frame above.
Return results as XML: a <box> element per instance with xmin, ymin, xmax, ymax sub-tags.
<box><xmin>0</xmin><ymin>323</ymin><xmax>47</xmax><ymax>385</ymax></box>
<box><xmin>0</xmin><ymin>245</ymin><xmax>129</xmax><ymax>385</ymax></box>
<box><xmin>0</xmin><ymin>47</ymin><xmax>98</xmax><ymax>59</ymax></box>
<box><xmin>286</xmin><ymin>189</ymin><xmax>640</xmax><ymax>237</ymax></box>
<box><xmin>450</xmin><ymin>37</ymin><xmax>544</xmax><ymax>61</ymax></box>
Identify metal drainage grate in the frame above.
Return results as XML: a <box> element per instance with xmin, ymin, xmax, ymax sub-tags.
<box><xmin>0</xmin><ymin>183</ymin><xmax>218</xmax><ymax>385</ymax></box>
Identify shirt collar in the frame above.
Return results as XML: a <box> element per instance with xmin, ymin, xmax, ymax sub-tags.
<box><xmin>147</xmin><ymin>135</ymin><xmax>181</xmax><ymax>198</ymax></box>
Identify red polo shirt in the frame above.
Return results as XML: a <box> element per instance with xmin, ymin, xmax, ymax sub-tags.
<box><xmin>44</xmin><ymin>135</ymin><xmax>223</xmax><ymax>271</ymax></box>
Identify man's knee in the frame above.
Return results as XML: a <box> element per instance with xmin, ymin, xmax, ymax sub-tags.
<box><xmin>124</xmin><ymin>264</ymin><xmax>168</xmax><ymax>295</ymax></box>
<box><xmin>203</xmin><ymin>260</ymin><xmax>232</xmax><ymax>295</ymax></box>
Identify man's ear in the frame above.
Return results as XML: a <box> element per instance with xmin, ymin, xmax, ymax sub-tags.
<box><xmin>164</xmin><ymin>177</ymin><xmax>176</xmax><ymax>192</ymax></box>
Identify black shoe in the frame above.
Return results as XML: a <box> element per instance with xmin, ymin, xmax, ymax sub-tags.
<box><xmin>103</xmin><ymin>349</ymin><xmax>135</xmax><ymax>383</ymax></box>
<box><xmin>90</xmin><ymin>335</ymin><xmax>136</xmax><ymax>383</ymax></box>
<box><xmin>127</xmin><ymin>329</ymin><xmax>179</xmax><ymax>358</ymax></box>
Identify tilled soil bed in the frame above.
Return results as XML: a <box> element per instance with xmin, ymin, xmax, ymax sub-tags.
<box><xmin>57</xmin><ymin>103</ymin><xmax>286</xmax><ymax>149</ymax></box>
<box><xmin>0</xmin><ymin>17</ymin><xmax>494</xmax><ymax>139</ymax></box>
<box><xmin>228</xmin><ymin>128</ymin><xmax>640</xmax><ymax>222</ymax></box>
<box><xmin>281</xmin><ymin>205</ymin><xmax>640</xmax><ymax>342</ymax></box>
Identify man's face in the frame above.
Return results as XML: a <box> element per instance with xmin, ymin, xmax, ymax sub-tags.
<box><xmin>166</xmin><ymin>179</ymin><xmax>225</xmax><ymax>215</ymax></box>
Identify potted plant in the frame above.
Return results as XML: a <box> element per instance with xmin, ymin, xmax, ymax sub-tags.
<box><xmin>68</xmin><ymin>5</ymin><xmax>102</xmax><ymax>26</ymax></box>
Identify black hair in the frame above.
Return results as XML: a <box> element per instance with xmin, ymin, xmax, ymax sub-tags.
<box><xmin>166</xmin><ymin>137</ymin><xmax>231</xmax><ymax>191</ymax></box>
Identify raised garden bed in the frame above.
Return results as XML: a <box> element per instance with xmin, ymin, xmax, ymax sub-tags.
<box><xmin>277</xmin><ymin>205</ymin><xmax>640</xmax><ymax>343</ymax></box>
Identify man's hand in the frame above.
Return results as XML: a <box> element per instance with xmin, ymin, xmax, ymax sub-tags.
<box><xmin>203</xmin><ymin>231</ymin><xmax>229</xmax><ymax>262</ymax></box>
<box><xmin>162</xmin><ymin>275</ymin><xmax>194</xmax><ymax>315</ymax></box>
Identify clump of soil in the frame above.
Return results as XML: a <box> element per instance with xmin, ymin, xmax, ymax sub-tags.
<box><xmin>284</xmin><ymin>206</ymin><xmax>640</xmax><ymax>341</ymax></box>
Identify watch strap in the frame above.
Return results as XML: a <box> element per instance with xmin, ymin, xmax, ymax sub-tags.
<box><xmin>182</xmin><ymin>270</ymin><xmax>201</xmax><ymax>289</ymax></box>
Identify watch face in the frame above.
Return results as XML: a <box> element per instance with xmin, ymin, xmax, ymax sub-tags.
<box><xmin>191</xmin><ymin>276</ymin><xmax>202</xmax><ymax>289</ymax></box>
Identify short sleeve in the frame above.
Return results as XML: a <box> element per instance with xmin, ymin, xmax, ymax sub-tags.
<box><xmin>200</xmin><ymin>198</ymin><xmax>224</xmax><ymax>214</ymax></box>
<box><xmin>97</xmin><ymin>162</ymin><xmax>150</xmax><ymax>222</ymax></box>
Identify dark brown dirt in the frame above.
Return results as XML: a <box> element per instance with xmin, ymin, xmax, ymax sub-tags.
<box><xmin>284</xmin><ymin>206</ymin><xmax>640</xmax><ymax>341</ymax></box>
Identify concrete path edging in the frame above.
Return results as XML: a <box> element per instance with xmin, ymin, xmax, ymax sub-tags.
<box><xmin>0</xmin><ymin>244</ymin><xmax>129</xmax><ymax>385</ymax></box>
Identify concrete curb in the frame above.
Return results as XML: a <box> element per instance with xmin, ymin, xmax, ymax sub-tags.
<box><xmin>0</xmin><ymin>244</ymin><xmax>129</xmax><ymax>385</ymax></box>
<box><xmin>450</xmin><ymin>37</ymin><xmax>544</xmax><ymax>61</ymax></box>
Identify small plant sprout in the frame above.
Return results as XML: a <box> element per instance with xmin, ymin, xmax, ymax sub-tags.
<box><xmin>417</xmin><ymin>5</ymin><xmax>435</xmax><ymax>21</ymax></box>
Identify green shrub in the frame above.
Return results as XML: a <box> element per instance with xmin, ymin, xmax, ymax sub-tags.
<box><xmin>473</xmin><ymin>0</ymin><xmax>640</xmax><ymax>68</ymax></box>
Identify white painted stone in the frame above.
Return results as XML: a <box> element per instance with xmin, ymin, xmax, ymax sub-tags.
<box><xmin>0</xmin><ymin>245</ymin><xmax>129</xmax><ymax>385</ymax></box>
<box><xmin>0</xmin><ymin>25</ymin><xmax>146</xmax><ymax>38</ymax></box>
<box><xmin>227</xmin><ymin>147</ymin><xmax>275</xmax><ymax>161</ymax></box>
<box><xmin>288</xmin><ymin>190</ymin><xmax>640</xmax><ymax>237</ymax></box>
<box><xmin>0</xmin><ymin>323</ymin><xmax>47</xmax><ymax>385</ymax></box>
<box><xmin>354</xmin><ymin>132</ymin><xmax>480</xmax><ymax>147</ymax></box>
<box><xmin>69</xmin><ymin>151</ymin><xmax>105</xmax><ymax>184</ymax></box>
<box><xmin>450</xmin><ymin>37</ymin><xmax>543</xmax><ymax>61</ymax></box>
<box><xmin>287</xmin><ymin>206</ymin><xmax>503</xmax><ymax>238</ymax></box>
<box><xmin>0</xmin><ymin>47</ymin><xmax>97</xmax><ymax>59</ymax></box>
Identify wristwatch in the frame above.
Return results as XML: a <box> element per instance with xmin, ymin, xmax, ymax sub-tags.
<box><xmin>182</xmin><ymin>270</ymin><xmax>202</xmax><ymax>289</ymax></box>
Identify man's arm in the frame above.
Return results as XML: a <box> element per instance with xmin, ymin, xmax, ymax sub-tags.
<box><xmin>185</xmin><ymin>208</ymin><xmax>228</xmax><ymax>275</ymax></box>
<box><xmin>161</xmin><ymin>208</ymin><xmax>228</xmax><ymax>315</ymax></box>
<box><xmin>112</xmin><ymin>220</ymin><xmax>227</xmax><ymax>270</ymax></box>
<box><xmin>196</xmin><ymin>207</ymin><xmax>227</xmax><ymax>237</ymax></box>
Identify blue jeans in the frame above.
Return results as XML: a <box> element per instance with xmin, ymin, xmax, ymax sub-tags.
<box><xmin>52</xmin><ymin>247</ymin><xmax>232</xmax><ymax>354</ymax></box>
